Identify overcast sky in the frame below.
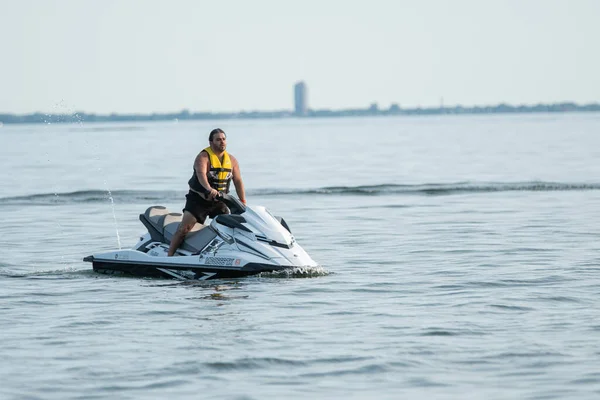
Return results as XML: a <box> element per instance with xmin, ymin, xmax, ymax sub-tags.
<box><xmin>1</xmin><ymin>0</ymin><xmax>598</xmax><ymax>114</ymax></box>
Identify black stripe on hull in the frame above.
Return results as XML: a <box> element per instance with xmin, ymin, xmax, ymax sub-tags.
<box><xmin>90</xmin><ymin>260</ymin><xmax>288</xmax><ymax>280</ymax></box>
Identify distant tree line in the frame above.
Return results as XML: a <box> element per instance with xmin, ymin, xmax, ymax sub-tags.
<box><xmin>1</xmin><ymin>102</ymin><xmax>599</xmax><ymax>125</ymax></box>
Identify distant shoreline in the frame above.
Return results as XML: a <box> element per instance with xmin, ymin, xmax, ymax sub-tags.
<box><xmin>1</xmin><ymin>102</ymin><xmax>599</xmax><ymax>125</ymax></box>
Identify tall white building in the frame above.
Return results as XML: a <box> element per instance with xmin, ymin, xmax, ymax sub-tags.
<box><xmin>294</xmin><ymin>81</ymin><xmax>308</xmax><ymax>116</ymax></box>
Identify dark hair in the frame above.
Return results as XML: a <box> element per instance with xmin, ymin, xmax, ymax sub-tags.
<box><xmin>209</xmin><ymin>128</ymin><xmax>226</xmax><ymax>142</ymax></box>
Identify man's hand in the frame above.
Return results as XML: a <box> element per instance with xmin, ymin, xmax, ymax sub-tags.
<box><xmin>207</xmin><ymin>188</ymin><xmax>220</xmax><ymax>201</ymax></box>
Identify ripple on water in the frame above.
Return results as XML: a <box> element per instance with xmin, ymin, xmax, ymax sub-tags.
<box><xmin>419</xmin><ymin>327</ymin><xmax>487</xmax><ymax>337</ymax></box>
<box><xmin>405</xmin><ymin>377</ymin><xmax>450</xmax><ymax>388</ymax></box>
<box><xmin>204</xmin><ymin>357</ymin><xmax>308</xmax><ymax>371</ymax></box>
<box><xmin>537</xmin><ymin>296</ymin><xmax>582</xmax><ymax>303</ymax></box>
<box><xmin>570</xmin><ymin>373</ymin><xmax>600</xmax><ymax>385</ymax></box>
<box><xmin>486</xmin><ymin>351</ymin><xmax>566</xmax><ymax>360</ymax></box>
<box><xmin>461</xmin><ymin>275</ymin><xmax>571</xmax><ymax>288</ymax></box>
<box><xmin>488</xmin><ymin>304</ymin><xmax>535</xmax><ymax>312</ymax></box>
<box><xmin>0</xmin><ymin>267</ymin><xmax>96</xmax><ymax>279</ymax></box>
<box><xmin>298</xmin><ymin>363</ymin><xmax>391</xmax><ymax>378</ymax></box>
<box><xmin>258</xmin><ymin>265</ymin><xmax>330</xmax><ymax>278</ymax></box>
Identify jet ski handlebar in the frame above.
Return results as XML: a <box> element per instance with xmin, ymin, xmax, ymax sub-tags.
<box><xmin>216</xmin><ymin>193</ymin><xmax>246</xmax><ymax>215</ymax></box>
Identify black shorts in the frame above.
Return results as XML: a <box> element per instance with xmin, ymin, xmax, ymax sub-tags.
<box><xmin>183</xmin><ymin>190</ymin><xmax>230</xmax><ymax>224</ymax></box>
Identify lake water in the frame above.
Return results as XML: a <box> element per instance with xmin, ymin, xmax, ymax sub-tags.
<box><xmin>1</xmin><ymin>113</ymin><xmax>600</xmax><ymax>399</ymax></box>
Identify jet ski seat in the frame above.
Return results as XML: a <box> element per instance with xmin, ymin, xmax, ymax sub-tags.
<box><xmin>139</xmin><ymin>206</ymin><xmax>218</xmax><ymax>253</ymax></box>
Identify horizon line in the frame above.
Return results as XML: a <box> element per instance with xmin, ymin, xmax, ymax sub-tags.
<box><xmin>2</xmin><ymin>100</ymin><xmax>600</xmax><ymax>118</ymax></box>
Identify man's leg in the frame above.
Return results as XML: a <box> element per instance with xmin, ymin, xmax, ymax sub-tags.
<box><xmin>167</xmin><ymin>211</ymin><xmax>198</xmax><ymax>256</ymax></box>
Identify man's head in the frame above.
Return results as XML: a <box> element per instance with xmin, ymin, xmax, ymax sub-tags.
<box><xmin>208</xmin><ymin>128</ymin><xmax>227</xmax><ymax>153</ymax></box>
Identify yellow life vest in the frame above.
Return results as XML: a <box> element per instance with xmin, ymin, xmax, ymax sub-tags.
<box><xmin>204</xmin><ymin>147</ymin><xmax>233</xmax><ymax>192</ymax></box>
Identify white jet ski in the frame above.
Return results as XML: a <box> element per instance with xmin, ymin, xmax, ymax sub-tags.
<box><xmin>84</xmin><ymin>194</ymin><xmax>318</xmax><ymax>280</ymax></box>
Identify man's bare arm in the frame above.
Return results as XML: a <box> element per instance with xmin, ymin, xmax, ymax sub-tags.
<box><xmin>194</xmin><ymin>152</ymin><xmax>219</xmax><ymax>200</ymax></box>
<box><xmin>231</xmin><ymin>156</ymin><xmax>246</xmax><ymax>203</ymax></box>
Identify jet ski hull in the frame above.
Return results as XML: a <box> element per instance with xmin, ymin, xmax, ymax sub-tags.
<box><xmin>85</xmin><ymin>255</ymin><xmax>289</xmax><ymax>280</ymax></box>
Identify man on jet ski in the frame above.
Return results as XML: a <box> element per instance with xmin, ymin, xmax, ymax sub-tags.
<box><xmin>168</xmin><ymin>128</ymin><xmax>246</xmax><ymax>256</ymax></box>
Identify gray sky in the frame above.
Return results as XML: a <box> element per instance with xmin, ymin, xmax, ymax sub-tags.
<box><xmin>1</xmin><ymin>0</ymin><xmax>598</xmax><ymax>114</ymax></box>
